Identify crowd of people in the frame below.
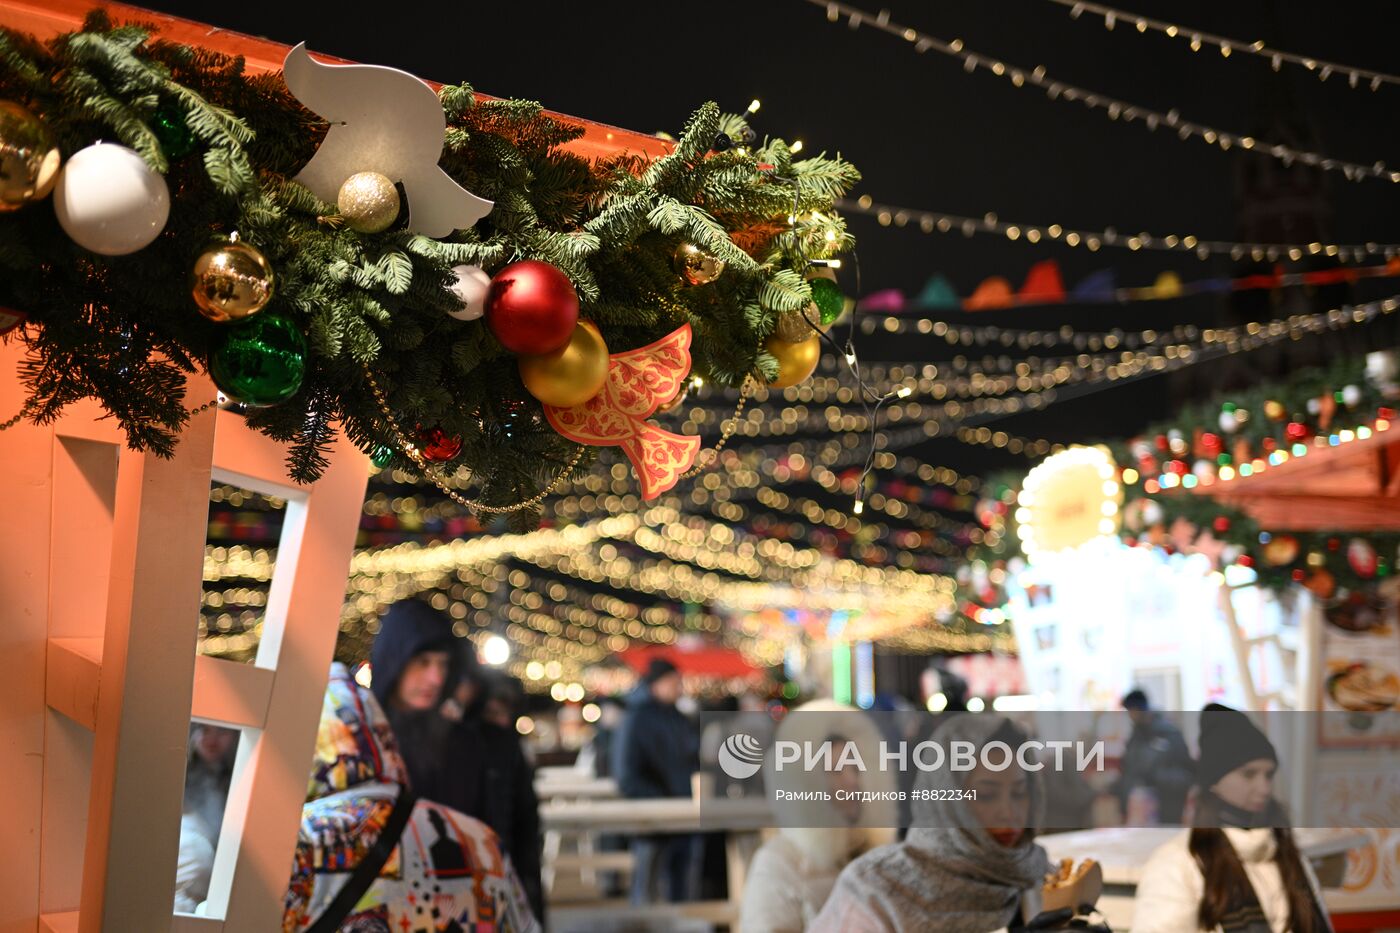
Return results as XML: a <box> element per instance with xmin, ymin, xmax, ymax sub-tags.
<box><xmin>171</xmin><ymin>596</ymin><xmax>1333</xmax><ymax>933</ymax></box>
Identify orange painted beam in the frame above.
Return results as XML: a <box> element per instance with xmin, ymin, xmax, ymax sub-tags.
<box><xmin>1176</xmin><ymin>427</ymin><xmax>1400</xmax><ymax>530</ymax></box>
<box><xmin>0</xmin><ymin>0</ymin><xmax>673</xmax><ymax>162</ymax></box>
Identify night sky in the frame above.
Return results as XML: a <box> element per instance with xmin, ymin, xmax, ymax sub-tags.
<box><xmin>136</xmin><ymin>0</ymin><xmax>1400</xmax><ymax>478</ymax></box>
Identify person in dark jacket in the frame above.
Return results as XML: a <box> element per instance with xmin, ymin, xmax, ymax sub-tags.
<box><xmin>370</xmin><ymin>599</ymin><xmax>544</xmax><ymax>920</ymax></box>
<box><xmin>613</xmin><ymin>658</ymin><xmax>702</xmax><ymax>903</ymax></box>
<box><xmin>1115</xmin><ymin>688</ymin><xmax>1196</xmax><ymax>825</ymax></box>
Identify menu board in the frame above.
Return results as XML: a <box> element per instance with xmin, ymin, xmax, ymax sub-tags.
<box><xmin>1319</xmin><ymin>581</ymin><xmax>1400</xmax><ymax>745</ymax></box>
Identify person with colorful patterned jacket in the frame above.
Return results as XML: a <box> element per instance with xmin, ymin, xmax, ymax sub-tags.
<box><xmin>282</xmin><ymin>663</ymin><xmax>539</xmax><ymax>933</ymax></box>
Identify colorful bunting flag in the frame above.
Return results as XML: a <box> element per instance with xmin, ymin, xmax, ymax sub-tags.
<box><xmin>964</xmin><ymin>276</ymin><xmax>1015</xmax><ymax>311</ymax></box>
<box><xmin>1018</xmin><ymin>260</ymin><xmax>1067</xmax><ymax>302</ymax></box>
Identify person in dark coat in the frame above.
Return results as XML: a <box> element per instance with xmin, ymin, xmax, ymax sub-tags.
<box><xmin>370</xmin><ymin>599</ymin><xmax>544</xmax><ymax>920</ymax></box>
<box><xmin>613</xmin><ymin>658</ymin><xmax>702</xmax><ymax>903</ymax></box>
<box><xmin>1115</xmin><ymin>688</ymin><xmax>1196</xmax><ymax>825</ymax></box>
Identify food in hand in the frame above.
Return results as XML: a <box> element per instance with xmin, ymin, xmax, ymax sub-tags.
<box><xmin>1044</xmin><ymin>858</ymin><xmax>1097</xmax><ymax>890</ymax></box>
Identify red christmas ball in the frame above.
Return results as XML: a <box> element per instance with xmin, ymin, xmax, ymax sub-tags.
<box><xmin>415</xmin><ymin>425</ymin><xmax>462</xmax><ymax>462</ymax></box>
<box><xmin>1213</xmin><ymin>516</ymin><xmax>1231</xmax><ymax>533</ymax></box>
<box><xmin>1292</xmin><ymin>568</ymin><xmax>1306</xmax><ymax>582</ymax></box>
<box><xmin>1285</xmin><ymin>422</ymin><xmax>1308</xmax><ymax>441</ymax></box>
<box><xmin>1237</xmin><ymin>554</ymin><xmax>1255</xmax><ymax>568</ymax></box>
<box><xmin>484</xmin><ymin>260</ymin><xmax>579</xmax><ymax>355</ymax></box>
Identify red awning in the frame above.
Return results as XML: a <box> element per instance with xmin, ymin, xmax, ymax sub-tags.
<box><xmin>619</xmin><ymin>646</ymin><xmax>760</xmax><ymax>679</ymax></box>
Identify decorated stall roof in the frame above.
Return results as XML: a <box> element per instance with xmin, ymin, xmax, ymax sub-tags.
<box><xmin>1182</xmin><ymin>419</ymin><xmax>1400</xmax><ymax>531</ymax></box>
<box><xmin>0</xmin><ymin>0</ymin><xmax>672</xmax><ymax>162</ymax></box>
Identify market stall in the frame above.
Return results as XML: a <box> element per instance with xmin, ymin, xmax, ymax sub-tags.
<box><xmin>994</xmin><ymin>359</ymin><xmax>1400</xmax><ymax>927</ymax></box>
<box><xmin>0</xmin><ymin>2</ymin><xmax>766</xmax><ymax>930</ymax></box>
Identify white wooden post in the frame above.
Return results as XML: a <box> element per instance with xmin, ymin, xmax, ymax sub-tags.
<box><xmin>199</xmin><ymin>409</ymin><xmax>369</xmax><ymax>932</ymax></box>
<box><xmin>77</xmin><ymin>385</ymin><xmax>220</xmax><ymax>933</ymax></box>
<box><xmin>0</xmin><ymin>338</ymin><xmax>368</xmax><ymax>932</ymax></box>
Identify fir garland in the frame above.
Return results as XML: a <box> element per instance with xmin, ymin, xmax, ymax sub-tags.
<box><xmin>1107</xmin><ymin>358</ymin><xmax>1400</xmax><ymax>593</ymax></box>
<box><xmin>972</xmin><ymin>358</ymin><xmax>1400</xmax><ymax>596</ymax></box>
<box><xmin>0</xmin><ymin>13</ymin><xmax>859</xmax><ymax>520</ymax></box>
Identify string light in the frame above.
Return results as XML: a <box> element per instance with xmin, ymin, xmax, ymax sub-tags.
<box><xmin>1054</xmin><ymin>0</ymin><xmax>1400</xmax><ymax>92</ymax></box>
<box><xmin>669</xmin><ymin>297</ymin><xmax>1400</xmax><ymax>441</ymax></box>
<box><xmin>840</xmin><ymin>196</ymin><xmax>1400</xmax><ymax>261</ymax></box>
<box><xmin>770</xmin><ymin>165</ymin><xmax>898</xmax><ymax>546</ymax></box>
<box><xmin>859</xmin><ymin>295</ymin><xmax>1400</xmax><ymax>344</ymax></box>
<box><xmin>926</xmin><ymin>298</ymin><xmax>1400</xmax><ymax>454</ymax></box>
<box><xmin>809</xmin><ymin>0</ymin><xmax>1400</xmax><ymax>183</ymax></box>
<box><xmin>957</xmin><ymin>426</ymin><xmax>1064</xmax><ymax>458</ymax></box>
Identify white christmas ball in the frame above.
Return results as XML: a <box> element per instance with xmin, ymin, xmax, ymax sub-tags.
<box><xmin>446</xmin><ymin>264</ymin><xmax>492</xmax><ymax>321</ymax></box>
<box><xmin>1219</xmin><ymin>411</ymin><xmax>1238</xmax><ymax>433</ymax></box>
<box><xmin>53</xmin><ymin>143</ymin><xmax>169</xmax><ymax>255</ymax></box>
<box><xmin>1341</xmin><ymin>384</ymin><xmax>1362</xmax><ymax>407</ymax></box>
<box><xmin>1306</xmin><ymin>397</ymin><xmax>1321</xmax><ymax>415</ymax></box>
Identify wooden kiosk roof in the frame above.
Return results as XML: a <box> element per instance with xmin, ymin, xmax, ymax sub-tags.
<box><xmin>0</xmin><ymin>0</ymin><xmax>673</xmax><ymax>163</ymax></box>
<box><xmin>1184</xmin><ymin>422</ymin><xmax>1400</xmax><ymax>531</ymax></box>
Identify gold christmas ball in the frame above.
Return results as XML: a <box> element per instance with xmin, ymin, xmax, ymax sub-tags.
<box><xmin>774</xmin><ymin>308</ymin><xmax>816</xmax><ymax>343</ymax></box>
<box><xmin>1262</xmin><ymin>534</ymin><xmax>1300</xmax><ymax>566</ymax></box>
<box><xmin>765</xmin><ymin>333</ymin><xmax>821</xmax><ymax>389</ymax></box>
<box><xmin>337</xmin><ymin>171</ymin><xmax>400</xmax><ymax>233</ymax></box>
<box><xmin>673</xmin><ymin>242</ymin><xmax>725</xmax><ymax>286</ymax></box>
<box><xmin>1264</xmin><ymin>400</ymin><xmax>1286</xmax><ymax>421</ymax></box>
<box><xmin>191</xmin><ymin>237</ymin><xmax>275</xmax><ymax>322</ymax></box>
<box><xmin>519</xmin><ymin>320</ymin><xmax>610</xmax><ymax>407</ymax></box>
<box><xmin>0</xmin><ymin>101</ymin><xmax>61</xmax><ymax>211</ymax></box>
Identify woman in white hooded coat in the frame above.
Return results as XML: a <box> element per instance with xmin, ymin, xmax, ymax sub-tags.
<box><xmin>1133</xmin><ymin>704</ymin><xmax>1331</xmax><ymax>933</ymax></box>
<box><xmin>738</xmin><ymin>700</ymin><xmax>897</xmax><ymax>933</ymax></box>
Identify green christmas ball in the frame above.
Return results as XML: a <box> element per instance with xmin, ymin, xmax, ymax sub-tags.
<box><xmin>209</xmin><ymin>314</ymin><xmax>306</xmax><ymax>407</ymax></box>
<box><xmin>809</xmin><ymin>277</ymin><xmax>846</xmax><ymax>326</ymax></box>
<box><xmin>371</xmin><ymin>445</ymin><xmax>395</xmax><ymax>468</ymax></box>
<box><xmin>152</xmin><ymin>106</ymin><xmax>196</xmax><ymax>160</ymax></box>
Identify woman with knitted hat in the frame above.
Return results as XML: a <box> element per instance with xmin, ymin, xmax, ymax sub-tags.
<box><xmin>1133</xmin><ymin>704</ymin><xmax>1332</xmax><ymax>933</ymax></box>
